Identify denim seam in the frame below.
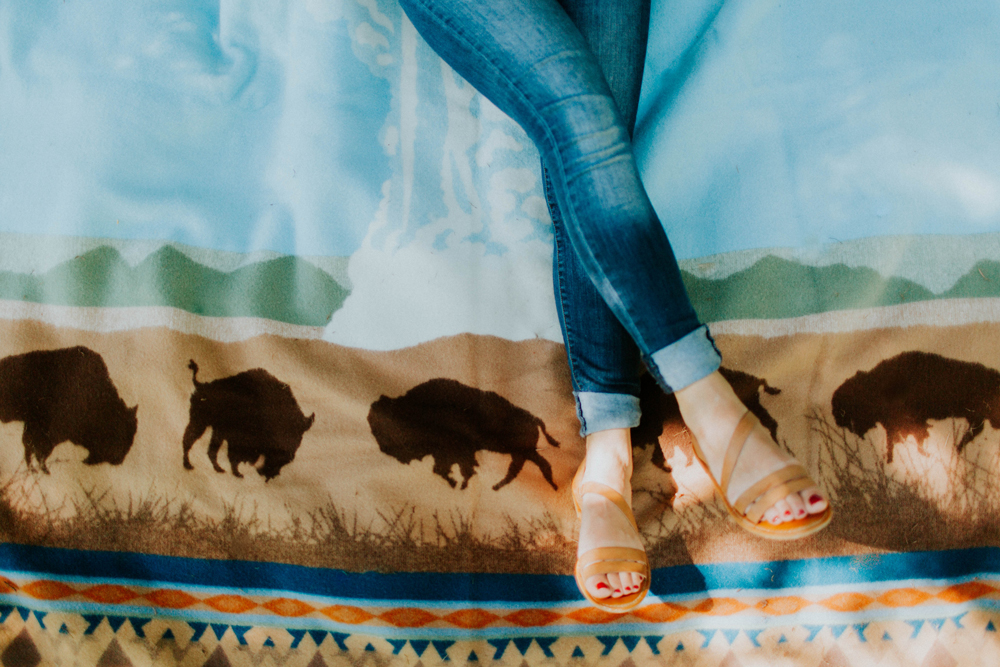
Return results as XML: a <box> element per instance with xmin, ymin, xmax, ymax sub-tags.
<box><xmin>548</xmin><ymin>170</ymin><xmax>586</xmax><ymax>420</ymax></box>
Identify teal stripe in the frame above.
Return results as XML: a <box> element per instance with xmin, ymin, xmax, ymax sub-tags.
<box><xmin>4</xmin><ymin>543</ymin><xmax>1000</xmax><ymax>604</ymax></box>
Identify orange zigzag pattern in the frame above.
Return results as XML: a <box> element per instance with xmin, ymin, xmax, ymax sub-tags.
<box><xmin>7</xmin><ymin>576</ymin><xmax>996</xmax><ymax>629</ymax></box>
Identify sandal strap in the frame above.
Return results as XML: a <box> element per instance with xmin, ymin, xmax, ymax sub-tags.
<box><xmin>720</xmin><ymin>411</ymin><xmax>758</xmax><ymax>494</ymax></box>
<box><xmin>697</xmin><ymin>411</ymin><xmax>822</xmax><ymax>527</ymax></box>
<box><xmin>732</xmin><ymin>463</ymin><xmax>810</xmax><ymax>515</ymax></box>
<box><xmin>581</xmin><ymin>560</ymin><xmax>649</xmax><ymax>579</ymax></box>
<box><xmin>743</xmin><ymin>476</ymin><xmax>814</xmax><ymax>525</ymax></box>
<box><xmin>578</xmin><ymin>547</ymin><xmax>648</xmax><ymax>579</ymax></box>
<box><xmin>576</xmin><ymin>481</ymin><xmax>638</xmax><ymax>532</ymax></box>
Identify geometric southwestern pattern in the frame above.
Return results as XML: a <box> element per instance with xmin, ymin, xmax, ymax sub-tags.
<box><xmin>3</xmin><ymin>545</ymin><xmax>1000</xmax><ymax>665</ymax></box>
<box><xmin>5</xmin><ymin>1</ymin><xmax>1000</xmax><ymax>667</ymax></box>
<box><xmin>7</xmin><ymin>574</ymin><xmax>1000</xmax><ymax>631</ymax></box>
<box><xmin>3</xmin><ymin>598</ymin><xmax>999</xmax><ymax>665</ymax></box>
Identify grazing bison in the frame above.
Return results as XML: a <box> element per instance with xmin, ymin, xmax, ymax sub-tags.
<box><xmin>182</xmin><ymin>361</ymin><xmax>314</xmax><ymax>480</ymax></box>
<box><xmin>0</xmin><ymin>346</ymin><xmax>137</xmax><ymax>472</ymax></box>
<box><xmin>832</xmin><ymin>350</ymin><xmax>1000</xmax><ymax>463</ymax></box>
<box><xmin>631</xmin><ymin>367</ymin><xmax>782</xmax><ymax>471</ymax></box>
<box><xmin>368</xmin><ymin>378</ymin><xmax>560</xmax><ymax>491</ymax></box>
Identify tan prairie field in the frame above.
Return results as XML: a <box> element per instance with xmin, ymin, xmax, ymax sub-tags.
<box><xmin>0</xmin><ymin>318</ymin><xmax>584</xmax><ymax>572</ymax></box>
<box><xmin>1</xmin><ymin>308</ymin><xmax>999</xmax><ymax>573</ymax></box>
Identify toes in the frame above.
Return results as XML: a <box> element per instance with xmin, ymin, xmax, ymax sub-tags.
<box><xmin>607</xmin><ymin>572</ymin><xmax>624</xmax><ymax>598</ymax></box>
<box><xmin>764</xmin><ymin>506</ymin><xmax>782</xmax><ymax>525</ymax></box>
<box><xmin>786</xmin><ymin>492</ymin><xmax>806</xmax><ymax>519</ymax></box>
<box><xmin>801</xmin><ymin>487</ymin><xmax>828</xmax><ymax>514</ymax></box>
<box><xmin>586</xmin><ymin>575</ymin><xmax>613</xmax><ymax>599</ymax></box>
<box><xmin>762</xmin><ymin>489</ymin><xmax>828</xmax><ymax>526</ymax></box>
<box><xmin>773</xmin><ymin>498</ymin><xmax>793</xmax><ymax>523</ymax></box>
<box><xmin>617</xmin><ymin>573</ymin><xmax>634</xmax><ymax>596</ymax></box>
<box><xmin>621</xmin><ymin>572</ymin><xmax>642</xmax><ymax>595</ymax></box>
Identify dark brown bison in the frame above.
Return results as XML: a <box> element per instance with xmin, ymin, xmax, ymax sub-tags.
<box><xmin>631</xmin><ymin>367</ymin><xmax>782</xmax><ymax>471</ymax></box>
<box><xmin>368</xmin><ymin>378</ymin><xmax>560</xmax><ymax>491</ymax></box>
<box><xmin>832</xmin><ymin>350</ymin><xmax>1000</xmax><ymax>463</ymax></box>
<box><xmin>0</xmin><ymin>346</ymin><xmax>137</xmax><ymax>472</ymax></box>
<box><xmin>182</xmin><ymin>361</ymin><xmax>314</xmax><ymax>480</ymax></box>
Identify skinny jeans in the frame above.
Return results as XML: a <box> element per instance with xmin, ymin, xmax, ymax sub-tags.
<box><xmin>397</xmin><ymin>0</ymin><xmax>722</xmax><ymax>434</ymax></box>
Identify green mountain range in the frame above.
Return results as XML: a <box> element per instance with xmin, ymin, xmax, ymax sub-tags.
<box><xmin>0</xmin><ymin>248</ymin><xmax>996</xmax><ymax>327</ymax></box>
<box><xmin>0</xmin><ymin>245</ymin><xmax>349</xmax><ymax>327</ymax></box>
<box><xmin>682</xmin><ymin>255</ymin><xmax>1000</xmax><ymax>322</ymax></box>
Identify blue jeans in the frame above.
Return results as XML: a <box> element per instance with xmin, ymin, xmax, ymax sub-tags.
<box><xmin>397</xmin><ymin>0</ymin><xmax>722</xmax><ymax>434</ymax></box>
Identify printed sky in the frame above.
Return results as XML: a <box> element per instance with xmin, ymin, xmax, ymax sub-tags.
<box><xmin>636</xmin><ymin>0</ymin><xmax>1000</xmax><ymax>259</ymax></box>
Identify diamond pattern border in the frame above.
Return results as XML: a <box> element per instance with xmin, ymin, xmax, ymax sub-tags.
<box><xmin>5</xmin><ymin>574</ymin><xmax>998</xmax><ymax>631</ymax></box>
<box><xmin>0</xmin><ymin>604</ymin><xmax>994</xmax><ymax>667</ymax></box>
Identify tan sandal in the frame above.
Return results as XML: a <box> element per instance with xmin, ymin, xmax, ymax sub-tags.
<box><xmin>691</xmin><ymin>411</ymin><xmax>832</xmax><ymax>540</ymax></box>
<box><xmin>571</xmin><ymin>463</ymin><xmax>650</xmax><ymax>613</ymax></box>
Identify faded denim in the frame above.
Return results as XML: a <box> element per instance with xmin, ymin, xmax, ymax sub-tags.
<box><xmin>397</xmin><ymin>0</ymin><xmax>721</xmax><ymax>434</ymax></box>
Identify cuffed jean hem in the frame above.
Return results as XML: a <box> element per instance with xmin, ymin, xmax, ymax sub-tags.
<box><xmin>575</xmin><ymin>391</ymin><xmax>641</xmax><ymax>437</ymax></box>
<box><xmin>648</xmin><ymin>325</ymin><xmax>722</xmax><ymax>393</ymax></box>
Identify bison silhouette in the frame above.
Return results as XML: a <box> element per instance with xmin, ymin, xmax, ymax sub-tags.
<box><xmin>832</xmin><ymin>350</ymin><xmax>1000</xmax><ymax>463</ymax></box>
<box><xmin>631</xmin><ymin>367</ymin><xmax>782</xmax><ymax>471</ymax></box>
<box><xmin>182</xmin><ymin>361</ymin><xmax>314</xmax><ymax>480</ymax></box>
<box><xmin>0</xmin><ymin>346</ymin><xmax>137</xmax><ymax>472</ymax></box>
<box><xmin>368</xmin><ymin>378</ymin><xmax>560</xmax><ymax>491</ymax></box>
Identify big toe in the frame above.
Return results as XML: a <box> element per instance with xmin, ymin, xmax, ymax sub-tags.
<box><xmin>585</xmin><ymin>575</ymin><xmax>613</xmax><ymax>599</ymax></box>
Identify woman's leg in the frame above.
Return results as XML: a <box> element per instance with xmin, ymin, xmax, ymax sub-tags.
<box><xmin>548</xmin><ymin>0</ymin><xmax>651</xmax><ymax>439</ymax></box>
<box><xmin>548</xmin><ymin>0</ymin><xmax>648</xmax><ymax>602</ymax></box>
<box><xmin>396</xmin><ymin>0</ymin><xmax>828</xmax><ymax>598</ymax></box>
<box><xmin>397</xmin><ymin>0</ymin><xmax>707</xmax><ymax>378</ymax></box>
<box><xmin>549</xmin><ymin>173</ymin><xmax>647</xmax><ymax>601</ymax></box>
<box><xmin>558</xmin><ymin>0</ymin><xmax>827</xmax><ymax>532</ymax></box>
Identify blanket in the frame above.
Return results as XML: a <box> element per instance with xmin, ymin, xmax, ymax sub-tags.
<box><xmin>1</xmin><ymin>0</ymin><xmax>999</xmax><ymax>665</ymax></box>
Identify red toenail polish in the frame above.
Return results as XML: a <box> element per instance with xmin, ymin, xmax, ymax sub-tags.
<box><xmin>614</xmin><ymin>589</ymin><xmax>621</xmax><ymax>593</ymax></box>
<box><xmin>784</xmin><ymin>510</ymin><xmax>792</xmax><ymax>516</ymax></box>
<box><xmin>809</xmin><ymin>494</ymin><xmax>823</xmax><ymax>504</ymax></box>
<box><xmin>596</xmin><ymin>582</ymin><xmax>609</xmax><ymax>590</ymax></box>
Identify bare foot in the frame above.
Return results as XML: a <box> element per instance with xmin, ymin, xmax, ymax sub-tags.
<box><xmin>675</xmin><ymin>371</ymin><xmax>828</xmax><ymax>525</ymax></box>
<box><xmin>577</xmin><ymin>429</ymin><xmax>646</xmax><ymax>600</ymax></box>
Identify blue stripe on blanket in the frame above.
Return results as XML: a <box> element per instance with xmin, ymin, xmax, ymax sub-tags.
<box><xmin>4</xmin><ymin>543</ymin><xmax>998</xmax><ymax>603</ymax></box>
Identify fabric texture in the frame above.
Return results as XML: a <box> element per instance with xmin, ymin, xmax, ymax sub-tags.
<box><xmin>1</xmin><ymin>0</ymin><xmax>1000</xmax><ymax>665</ymax></box>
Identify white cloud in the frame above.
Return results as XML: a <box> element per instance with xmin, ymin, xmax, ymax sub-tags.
<box><xmin>304</xmin><ymin>0</ymin><xmax>346</xmax><ymax>23</ymax></box>
<box><xmin>934</xmin><ymin>162</ymin><xmax>1000</xmax><ymax>221</ymax></box>
<box><xmin>476</xmin><ymin>129</ymin><xmax>523</xmax><ymax>168</ymax></box>
<box><xmin>322</xmin><ymin>11</ymin><xmax>562</xmax><ymax>350</ymax></box>
<box><xmin>486</xmin><ymin>168</ymin><xmax>538</xmax><ymax>248</ymax></box>
<box><xmin>355</xmin><ymin>22</ymin><xmax>390</xmax><ymax>50</ymax></box>
<box><xmin>323</xmin><ymin>184</ymin><xmax>561</xmax><ymax>350</ymax></box>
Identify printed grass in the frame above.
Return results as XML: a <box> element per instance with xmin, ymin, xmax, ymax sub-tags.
<box><xmin>0</xmin><ymin>473</ymin><xmax>575</xmax><ymax>574</ymax></box>
<box><xmin>810</xmin><ymin>409</ymin><xmax>1000</xmax><ymax>551</ymax></box>
<box><xmin>2</xmin><ymin>410</ymin><xmax>997</xmax><ymax>574</ymax></box>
